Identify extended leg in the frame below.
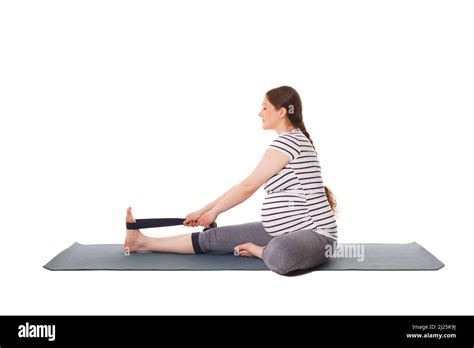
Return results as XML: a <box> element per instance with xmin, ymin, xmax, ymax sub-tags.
<box><xmin>124</xmin><ymin>207</ymin><xmax>195</xmax><ymax>254</ymax></box>
<box><xmin>140</xmin><ymin>233</ymin><xmax>195</xmax><ymax>254</ymax></box>
<box><xmin>125</xmin><ymin>208</ymin><xmax>275</xmax><ymax>255</ymax></box>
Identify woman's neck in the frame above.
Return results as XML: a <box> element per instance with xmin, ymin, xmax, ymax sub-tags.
<box><xmin>275</xmin><ymin>124</ymin><xmax>297</xmax><ymax>134</ymax></box>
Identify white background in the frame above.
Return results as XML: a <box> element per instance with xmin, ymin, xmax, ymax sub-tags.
<box><xmin>0</xmin><ymin>0</ymin><xmax>473</xmax><ymax>315</ymax></box>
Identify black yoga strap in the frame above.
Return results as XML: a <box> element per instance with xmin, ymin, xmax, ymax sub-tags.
<box><xmin>126</xmin><ymin>218</ymin><xmax>217</xmax><ymax>231</ymax></box>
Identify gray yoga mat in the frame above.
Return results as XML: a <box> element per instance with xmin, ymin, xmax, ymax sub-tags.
<box><xmin>44</xmin><ymin>241</ymin><xmax>444</xmax><ymax>271</ymax></box>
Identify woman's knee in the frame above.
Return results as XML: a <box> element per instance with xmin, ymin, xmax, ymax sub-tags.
<box><xmin>262</xmin><ymin>231</ymin><xmax>330</xmax><ymax>275</ymax></box>
<box><xmin>262</xmin><ymin>237</ymin><xmax>299</xmax><ymax>275</ymax></box>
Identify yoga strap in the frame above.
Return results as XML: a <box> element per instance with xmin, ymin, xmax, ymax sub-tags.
<box><xmin>126</xmin><ymin>218</ymin><xmax>217</xmax><ymax>231</ymax></box>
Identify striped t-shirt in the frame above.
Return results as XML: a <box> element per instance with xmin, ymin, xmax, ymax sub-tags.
<box><xmin>261</xmin><ymin>128</ymin><xmax>338</xmax><ymax>241</ymax></box>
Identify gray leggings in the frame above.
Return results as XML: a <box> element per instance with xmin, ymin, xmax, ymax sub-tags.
<box><xmin>191</xmin><ymin>221</ymin><xmax>337</xmax><ymax>275</ymax></box>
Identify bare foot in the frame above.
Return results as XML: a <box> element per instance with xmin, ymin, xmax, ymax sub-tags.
<box><xmin>124</xmin><ymin>207</ymin><xmax>147</xmax><ymax>254</ymax></box>
<box><xmin>234</xmin><ymin>242</ymin><xmax>264</xmax><ymax>259</ymax></box>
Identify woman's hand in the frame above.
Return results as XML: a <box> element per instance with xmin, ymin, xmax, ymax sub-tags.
<box><xmin>197</xmin><ymin>209</ymin><xmax>219</xmax><ymax>228</ymax></box>
<box><xmin>183</xmin><ymin>210</ymin><xmax>205</xmax><ymax>227</ymax></box>
<box><xmin>183</xmin><ymin>209</ymin><xmax>218</xmax><ymax>228</ymax></box>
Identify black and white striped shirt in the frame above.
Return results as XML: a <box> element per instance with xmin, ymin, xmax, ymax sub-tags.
<box><xmin>261</xmin><ymin>129</ymin><xmax>338</xmax><ymax>241</ymax></box>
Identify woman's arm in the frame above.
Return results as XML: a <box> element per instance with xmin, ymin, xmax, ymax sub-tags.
<box><xmin>201</xmin><ymin>148</ymin><xmax>290</xmax><ymax>217</ymax></box>
<box><xmin>210</xmin><ymin>183</ymin><xmax>256</xmax><ymax>215</ymax></box>
<box><xmin>210</xmin><ymin>148</ymin><xmax>290</xmax><ymax>215</ymax></box>
<box><xmin>198</xmin><ymin>185</ymin><xmax>238</xmax><ymax>213</ymax></box>
<box><xmin>192</xmin><ymin>183</ymin><xmax>255</xmax><ymax>227</ymax></box>
<box><xmin>183</xmin><ymin>186</ymin><xmax>244</xmax><ymax>227</ymax></box>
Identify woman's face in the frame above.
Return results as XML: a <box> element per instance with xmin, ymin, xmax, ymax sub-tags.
<box><xmin>259</xmin><ymin>97</ymin><xmax>284</xmax><ymax>130</ymax></box>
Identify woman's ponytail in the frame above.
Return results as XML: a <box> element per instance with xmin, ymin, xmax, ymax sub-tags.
<box><xmin>324</xmin><ymin>186</ymin><xmax>338</xmax><ymax>217</ymax></box>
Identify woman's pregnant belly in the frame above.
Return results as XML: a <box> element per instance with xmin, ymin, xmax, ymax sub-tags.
<box><xmin>261</xmin><ymin>190</ymin><xmax>316</xmax><ymax>236</ymax></box>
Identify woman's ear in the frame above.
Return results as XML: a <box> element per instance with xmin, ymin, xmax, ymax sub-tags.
<box><xmin>278</xmin><ymin>106</ymin><xmax>287</xmax><ymax>119</ymax></box>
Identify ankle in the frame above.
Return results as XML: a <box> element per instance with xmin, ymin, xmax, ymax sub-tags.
<box><xmin>135</xmin><ymin>234</ymin><xmax>147</xmax><ymax>250</ymax></box>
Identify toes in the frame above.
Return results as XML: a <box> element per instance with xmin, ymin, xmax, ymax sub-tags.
<box><xmin>126</xmin><ymin>207</ymin><xmax>136</xmax><ymax>223</ymax></box>
<box><xmin>233</xmin><ymin>243</ymin><xmax>256</xmax><ymax>257</ymax></box>
<box><xmin>234</xmin><ymin>244</ymin><xmax>252</xmax><ymax>257</ymax></box>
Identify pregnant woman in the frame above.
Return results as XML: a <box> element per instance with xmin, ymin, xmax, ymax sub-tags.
<box><xmin>124</xmin><ymin>85</ymin><xmax>338</xmax><ymax>275</ymax></box>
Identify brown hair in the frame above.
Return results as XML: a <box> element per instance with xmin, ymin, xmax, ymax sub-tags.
<box><xmin>265</xmin><ymin>85</ymin><xmax>338</xmax><ymax>216</ymax></box>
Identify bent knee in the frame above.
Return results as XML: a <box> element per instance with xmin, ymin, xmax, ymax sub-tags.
<box><xmin>262</xmin><ymin>239</ymin><xmax>297</xmax><ymax>275</ymax></box>
<box><xmin>262</xmin><ymin>232</ymin><xmax>329</xmax><ymax>275</ymax></box>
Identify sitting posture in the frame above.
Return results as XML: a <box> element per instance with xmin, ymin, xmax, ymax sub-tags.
<box><xmin>124</xmin><ymin>85</ymin><xmax>338</xmax><ymax>275</ymax></box>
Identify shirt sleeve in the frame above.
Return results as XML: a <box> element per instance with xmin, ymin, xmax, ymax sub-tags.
<box><xmin>268</xmin><ymin>134</ymin><xmax>301</xmax><ymax>161</ymax></box>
